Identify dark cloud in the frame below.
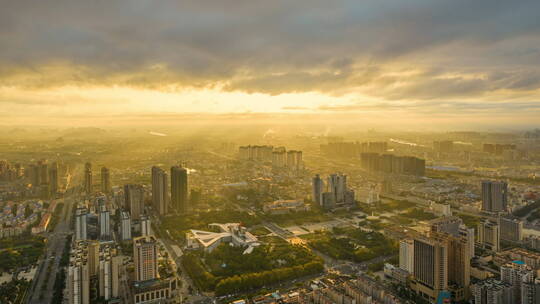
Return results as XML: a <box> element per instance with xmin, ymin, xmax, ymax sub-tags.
<box><xmin>1</xmin><ymin>0</ymin><xmax>540</xmax><ymax>100</ymax></box>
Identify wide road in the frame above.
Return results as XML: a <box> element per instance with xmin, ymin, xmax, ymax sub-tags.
<box><xmin>27</xmin><ymin>194</ymin><xmax>76</xmax><ymax>304</ymax></box>
<box><xmin>27</xmin><ymin>168</ymin><xmax>81</xmax><ymax>304</ymax></box>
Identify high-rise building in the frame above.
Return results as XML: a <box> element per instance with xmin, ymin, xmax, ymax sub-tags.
<box><xmin>84</xmin><ymin>162</ymin><xmax>92</xmax><ymax>194</ymax></box>
<box><xmin>75</xmin><ymin>207</ymin><xmax>88</xmax><ymax>240</ymax></box>
<box><xmin>433</xmin><ymin>141</ymin><xmax>454</xmax><ymax>153</ymax></box>
<box><xmin>133</xmin><ymin>236</ymin><xmax>158</xmax><ymax>282</ymax></box>
<box><xmin>101</xmin><ymin>167</ymin><xmax>111</xmax><ymax>194</ymax></box>
<box><xmin>433</xmin><ymin>232</ymin><xmax>471</xmax><ymax>299</ymax></box>
<box><xmin>28</xmin><ymin>164</ymin><xmax>40</xmax><ymax>186</ymax></box>
<box><xmin>99</xmin><ymin>208</ymin><xmax>111</xmax><ymax>239</ymax></box>
<box><xmin>120</xmin><ymin>211</ymin><xmax>132</xmax><ymax>241</ymax></box>
<box><xmin>482</xmin><ymin>181</ymin><xmax>508</xmax><ymax>212</ymax></box>
<box><xmin>459</xmin><ymin>226</ymin><xmax>476</xmax><ymax>260</ymax></box>
<box><xmin>272</xmin><ymin>150</ymin><xmax>287</xmax><ymax>168</ymax></box>
<box><xmin>499</xmin><ymin>216</ymin><xmax>523</xmax><ymax>243</ymax></box>
<box><xmin>399</xmin><ymin>239</ymin><xmax>414</xmax><ymax>273</ymax></box>
<box><xmin>360</xmin><ymin>153</ymin><xmax>425</xmax><ymax>176</ymax></box>
<box><xmin>151</xmin><ymin>166</ymin><xmax>168</xmax><ymax>216</ymax></box>
<box><xmin>312</xmin><ymin>174</ymin><xmax>324</xmax><ymax>206</ymax></box>
<box><xmin>98</xmin><ymin>255</ymin><xmax>121</xmax><ymax>301</ymax></box>
<box><xmin>141</xmin><ymin>215</ymin><xmax>151</xmax><ymax>236</ymax></box>
<box><xmin>430</xmin><ymin>216</ymin><xmax>462</xmax><ymax>236</ymax></box>
<box><xmin>87</xmin><ymin>240</ymin><xmax>100</xmax><ymax>277</ymax></box>
<box><xmin>124</xmin><ymin>184</ymin><xmax>144</xmax><ymax>220</ymax></box>
<box><xmin>49</xmin><ymin>161</ymin><xmax>59</xmax><ymax>196</ymax></box>
<box><xmin>68</xmin><ymin>262</ymin><xmax>90</xmax><ymax>304</ymax></box>
<box><xmin>473</xmin><ymin>279</ymin><xmax>513</xmax><ymax>304</ymax></box>
<box><xmin>320</xmin><ymin>173</ymin><xmax>355</xmax><ymax>209</ymax></box>
<box><xmin>328</xmin><ymin>174</ymin><xmax>346</xmax><ymax>203</ymax></box>
<box><xmin>68</xmin><ymin>240</ymin><xmax>93</xmax><ymax>304</ymax></box>
<box><xmin>478</xmin><ymin>219</ymin><xmax>500</xmax><ymax>252</ymax></box>
<box><xmin>500</xmin><ymin>261</ymin><xmax>534</xmax><ymax>303</ymax></box>
<box><xmin>412</xmin><ymin>235</ymin><xmax>448</xmax><ymax>303</ymax></box>
<box><xmin>38</xmin><ymin>159</ymin><xmax>49</xmax><ymax>185</ymax></box>
<box><xmin>521</xmin><ymin>278</ymin><xmax>540</xmax><ymax>304</ymax></box>
<box><xmin>171</xmin><ymin>166</ymin><xmax>188</xmax><ymax>213</ymax></box>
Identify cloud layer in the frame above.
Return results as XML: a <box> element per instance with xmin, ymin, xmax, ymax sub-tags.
<box><xmin>1</xmin><ymin>0</ymin><xmax>540</xmax><ymax>117</ymax></box>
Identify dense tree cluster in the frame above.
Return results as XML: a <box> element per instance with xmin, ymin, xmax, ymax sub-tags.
<box><xmin>0</xmin><ymin>236</ymin><xmax>45</xmax><ymax>272</ymax></box>
<box><xmin>182</xmin><ymin>240</ymin><xmax>323</xmax><ymax>295</ymax></box>
<box><xmin>0</xmin><ymin>279</ymin><xmax>30</xmax><ymax>304</ymax></box>
<box><xmin>308</xmin><ymin>229</ymin><xmax>397</xmax><ymax>263</ymax></box>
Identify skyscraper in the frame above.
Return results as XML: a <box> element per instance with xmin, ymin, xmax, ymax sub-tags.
<box><xmin>482</xmin><ymin>181</ymin><xmax>508</xmax><ymax>212</ymax></box>
<box><xmin>312</xmin><ymin>174</ymin><xmax>323</xmax><ymax>206</ymax></box>
<box><xmin>84</xmin><ymin>162</ymin><xmax>92</xmax><ymax>194</ymax></box>
<box><xmin>171</xmin><ymin>166</ymin><xmax>188</xmax><ymax>213</ymax></box>
<box><xmin>413</xmin><ymin>235</ymin><xmax>448</xmax><ymax>303</ymax></box>
<box><xmin>133</xmin><ymin>236</ymin><xmax>158</xmax><ymax>282</ymax></box>
<box><xmin>75</xmin><ymin>207</ymin><xmax>88</xmax><ymax>240</ymax></box>
<box><xmin>151</xmin><ymin>166</ymin><xmax>168</xmax><ymax>216</ymax></box>
<box><xmin>124</xmin><ymin>184</ymin><xmax>144</xmax><ymax>220</ymax></box>
<box><xmin>101</xmin><ymin>167</ymin><xmax>111</xmax><ymax>194</ymax></box>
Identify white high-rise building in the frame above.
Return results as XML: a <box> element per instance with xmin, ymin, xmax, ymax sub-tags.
<box><xmin>98</xmin><ymin>256</ymin><xmax>121</xmax><ymax>301</ymax></box>
<box><xmin>75</xmin><ymin>207</ymin><xmax>88</xmax><ymax>241</ymax></box>
<box><xmin>141</xmin><ymin>215</ymin><xmax>151</xmax><ymax>236</ymax></box>
<box><xmin>121</xmin><ymin>211</ymin><xmax>132</xmax><ymax>241</ymax></box>
<box><xmin>399</xmin><ymin>239</ymin><xmax>414</xmax><ymax>273</ymax></box>
<box><xmin>68</xmin><ymin>263</ymin><xmax>90</xmax><ymax>304</ymax></box>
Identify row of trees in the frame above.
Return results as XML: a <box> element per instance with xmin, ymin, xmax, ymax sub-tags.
<box><xmin>309</xmin><ymin>230</ymin><xmax>398</xmax><ymax>263</ymax></box>
<box><xmin>215</xmin><ymin>260</ymin><xmax>324</xmax><ymax>296</ymax></box>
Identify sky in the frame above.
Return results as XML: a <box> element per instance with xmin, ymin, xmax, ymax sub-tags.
<box><xmin>1</xmin><ymin>0</ymin><xmax>540</xmax><ymax>128</ymax></box>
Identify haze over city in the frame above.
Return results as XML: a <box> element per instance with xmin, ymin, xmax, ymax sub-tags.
<box><xmin>1</xmin><ymin>1</ymin><xmax>540</xmax><ymax>304</ymax></box>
